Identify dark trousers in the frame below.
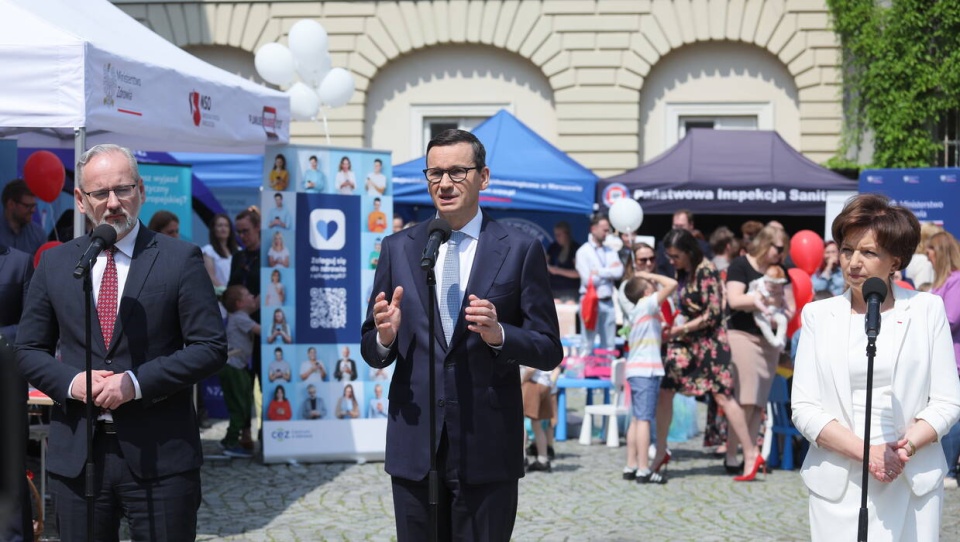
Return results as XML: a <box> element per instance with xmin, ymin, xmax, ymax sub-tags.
<box><xmin>48</xmin><ymin>432</ymin><xmax>200</xmax><ymax>542</ymax></box>
<box><xmin>391</xmin><ymin>430</ymin><xmax>518</xmax><ymax>542</ymax></box>
<box><xmin>218</xmin><ymin>364</ymin><xmax>253</xmax><ymax>447</ymax></box>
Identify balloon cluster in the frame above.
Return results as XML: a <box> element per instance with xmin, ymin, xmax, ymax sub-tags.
<box><xmin>254</xmin><ymin>20</ymin><xmax>355</xmax><ymax>121</ymax></box>
<box><xmin>786</xmin><ymin>230</ymin><xmax>825</xmax><ymax>337</ymax></box>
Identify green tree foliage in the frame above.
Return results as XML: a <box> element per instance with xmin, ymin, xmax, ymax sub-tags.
<box><xmin>827</xmin><ymin>0</ymin><xmax>960</xmax><ymax>167</ymax></box>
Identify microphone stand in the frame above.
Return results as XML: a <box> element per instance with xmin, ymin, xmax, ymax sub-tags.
<box><xmin>425</xmin><ymin>267</ymin><xmax>439</xmax><ymax>542</ymax></box>
<box><xmin>857</xmin><ymin>332</ymin><xmax>878</xmax><ymax>542</ymax></box>
<box><xmin>81</xmin><ymin>270</ymin><xmax>96</xmax><ymax>541</ymax></box>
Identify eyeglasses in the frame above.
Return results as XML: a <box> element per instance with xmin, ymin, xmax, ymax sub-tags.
<box><xmin>665</xmin><ymin>252</ymin><xmax>683</xmax><ymax>261</ymax></box>
<box><xmin>636</xmin><ymin>257</ymin><xmax>655</xmax><ymax>264</ymax></box>
<box><xmin>81</xmin><ymin>183</ymin><xmax>138</xmax><ymax>202</ymax></box>
<box><xmin>15</xmin><ymin>200</ymin><xmax>37</xmax><ymax>211</ymax></box>
<box><xmin>422</xmin><ymin>167</ymin><xmax>478</xmax><ymax>184</ymax></box>
<box><xmin>773</xmin><ymin>245</ymin><xmax>785</xmax><ymax>254</ymax></box>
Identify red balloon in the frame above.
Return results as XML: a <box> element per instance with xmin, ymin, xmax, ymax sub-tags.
<box><xmin>23</xmin><ymin>150</ymin><xmax>65</xmax><ymax>203</ymax></box>
<box><xmin>787</xmin><ymin>267</ymin><xmax>813</xmax><ymax>338</ymax></box>
<box><xmin>790</xmin><ymin>230</ymin><xmax>825</xmax><ymax>275</ymax></box>
<box><xmin>895</xmin><ymin>280</ymin><xmax>914</xmax><ymax>291</ymax></box>
<box><xmin>33</xmin><ymin>240</ymin><xmax>62</xmax><ymax>269</ymax></box>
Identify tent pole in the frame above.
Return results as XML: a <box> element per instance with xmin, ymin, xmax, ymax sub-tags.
<box><xmin>73</xmin><ymin>127</ymin><xmax>86</xmax><ymax>239</ymax></box>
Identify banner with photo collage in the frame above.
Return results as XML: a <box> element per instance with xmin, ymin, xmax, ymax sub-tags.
<box><xmin>261</xmin><ymin>144</ymin><xmax>393</xmax><ymax>463</ymax></box>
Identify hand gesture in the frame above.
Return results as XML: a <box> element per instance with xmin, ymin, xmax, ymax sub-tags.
<box><xmin>464</xmin><ymin>295</ymin><xmax>502</xmax><ymax>346</ymax></box>
<box><xmin>373</xmin><ymin>286</ymin><xmax>404</xmax><ymax>346</ymax></box>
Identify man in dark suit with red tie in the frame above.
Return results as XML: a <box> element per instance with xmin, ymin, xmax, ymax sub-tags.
<box><xmin>361</xmin><ymin>129</ymin><xmax>563</xmax><ymax>541</ymax></box>
<box><xmin>16</xmin><ymin>144</ymin><xmax>226</xmax><ymax>541</ymax></box>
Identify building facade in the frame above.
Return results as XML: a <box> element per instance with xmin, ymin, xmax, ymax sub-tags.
<box><xmin>114</xmin><ymin>0</ymin><xmax>843</xmax><ymax>178</ymax></box>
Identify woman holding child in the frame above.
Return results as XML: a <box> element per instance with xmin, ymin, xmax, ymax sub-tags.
<box><xmin>652</xmin><ymin>229</ymin><xmax>762</xmax><ymax>481</ymax></box>
<box><xmin>724</xmin><ymin>225</ymin><xmax>794</xmax><ymax>475</ymax></box>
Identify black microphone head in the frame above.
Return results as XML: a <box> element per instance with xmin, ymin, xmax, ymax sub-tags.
<box><xmin>92</xmin><ymin>224</ymin><xmax>118</xmax><ymax>247</ymax></box>
<box><xmin>863</xmin><ymin>277</ymin><xmax>888</xmax><ymax>302</ymax></box>
<box><xmin>428</xmin><ymin>218</ymin><xmax>452</xmax><ymax>243</ymax></box>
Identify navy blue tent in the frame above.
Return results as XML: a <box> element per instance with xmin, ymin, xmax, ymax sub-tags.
<box><xmin>393</xmin><ymin>110</ymin><xmax>597</xmax><ymax>214</ymax></box>
<box><xmin>597</xmin><ymin>129</ymin><xmax>857</xmax><ymax>215</ymax></box>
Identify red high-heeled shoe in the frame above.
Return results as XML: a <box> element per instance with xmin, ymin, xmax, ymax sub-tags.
<box><xmin>733</xmin><ymin>455</ymin><xmax>766</xmax><ymax>482</ymax></box>
<box><xmin>652</xmin><ymin>450</ymin><xmax>672</xmax><ymax>473</ymax></box>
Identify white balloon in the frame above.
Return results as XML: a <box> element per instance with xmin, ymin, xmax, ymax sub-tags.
<box><xmin>289</xmin><ymin>19</ymin><xmax>329</xmax><ymax>67</ymax></box>
<box><xmin>287</xmin><ymin>82</ymin><xmax>320</xmax><ymax>121</ymax></box>
<box><xmin>254</xmin><ymin>43</ymin><xmax>295</xmax><ymax>86</ymax></box>
<box><xmin>297</xmin><ymin>52</ymin><xmax>332</xmax><ymax>89</ymax></box>
<box><xmin>318</xmin><ymin>68</ymin><xmax>355</xmax><ymax>108</ymax></box>
<box><xmin>608</xmin><ymin>198</ymin><xmax>644</xmax><ymax>232</ymax></box>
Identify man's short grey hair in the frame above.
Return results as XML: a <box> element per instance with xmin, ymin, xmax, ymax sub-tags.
<box><xmin>76</xmin><ymin>144</ymin><xmax>141</xmax><ymax>190</ymax></box>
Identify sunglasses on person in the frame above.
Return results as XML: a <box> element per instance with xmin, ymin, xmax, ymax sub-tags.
<box><xmin>636</xmin><ymin>257</ymin><xmax>655</xmax><ymax>264</ymax></box>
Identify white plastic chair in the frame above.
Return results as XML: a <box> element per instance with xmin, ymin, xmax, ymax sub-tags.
<box><xmin>578</xmin><ymin>358</ymin><xmax>628</xmax><ymax>447</ymax></box>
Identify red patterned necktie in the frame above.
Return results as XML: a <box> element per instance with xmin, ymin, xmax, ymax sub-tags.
<box><xmin>97</xmin><ymin>247</ymin><xmax>118</xmax><ymax>347</ymax></box>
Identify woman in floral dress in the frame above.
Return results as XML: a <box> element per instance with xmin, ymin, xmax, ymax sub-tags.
<box><xmin>650</xmin><ymin>228</ymin><xmax>762</xmax><ymax>480</ymax></box>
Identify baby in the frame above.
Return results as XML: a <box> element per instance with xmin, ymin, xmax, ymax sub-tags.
<box><xmin>749</xmin><ymin>265</ymin><xmax>789</xmax><ymax>349</ymax></box>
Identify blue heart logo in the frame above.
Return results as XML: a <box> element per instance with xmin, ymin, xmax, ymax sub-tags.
<box><xmin>315</xmin><ymin>220</ymin><xmax>339</xmax><ymax>240</ymax></box>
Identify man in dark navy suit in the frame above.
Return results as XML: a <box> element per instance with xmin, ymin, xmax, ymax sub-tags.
<box><xmin>16</xmin><ymin>144</ymin><xmax>226</xmax><ymax>541</ymax></box>
<box><xmin>361</xmin><ymin>129</ymin><xmax>563</xmax><ymax>541</ymax></box>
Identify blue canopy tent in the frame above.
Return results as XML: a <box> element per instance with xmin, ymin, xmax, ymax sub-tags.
<box><xmin>393</xmin><ymin>110</ymin><xmax>598</xmax><ymax>215</ymax></box>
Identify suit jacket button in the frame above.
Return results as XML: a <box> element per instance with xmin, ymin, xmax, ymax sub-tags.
<box><xmin>105</xmin><ymin>359</ymin><xmax>112</xmax><ymax>365</ymax></box>
<box><xmin>437</xmin><ymin>399</ymin><xmax>444</xmax><ymax>407</ymax></box>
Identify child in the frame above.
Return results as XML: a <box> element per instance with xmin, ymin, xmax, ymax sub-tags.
<box><xmin>220</xmin><ymin>285</ymin><xmax>261</xmax><ymax>458</ymax></box>
<box><xmin>521</xmin><ymin>365</ymin><xmax>558</xmax><ymax>472</ymax></box>
<box><xmin>748</xmin><ymin>265</ymin><xmax>789</xmax><ymax>349</ymax></box>
<box><xmin>622</xmin><ymin>270</ymin><xmax>677</xmax><ymax>484</ymax></box>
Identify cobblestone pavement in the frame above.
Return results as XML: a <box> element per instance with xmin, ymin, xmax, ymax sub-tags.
<box><xmin>38</xmin><ymin>404</ymin><xmax>960</xmax><ymax>541</ymax></box>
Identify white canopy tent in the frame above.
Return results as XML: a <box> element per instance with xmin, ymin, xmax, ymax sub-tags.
<box><xmin>0</xmin><ymin>0</ymin><xmax>290</xmax><ymax>154</ymax></box>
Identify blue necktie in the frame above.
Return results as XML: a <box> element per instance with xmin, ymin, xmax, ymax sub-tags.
<box><xmin>441</xmin><ymin>231</ymin><xmax>465</xmax><ymax>345</ymax></box>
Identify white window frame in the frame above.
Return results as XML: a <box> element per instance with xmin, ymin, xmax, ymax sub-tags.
<box><xmin>664</xmin><ymin>102</ymin><xmax>773</xmax><ymax>147</ymax></box>
<box><xmin>409</xmin><ymin>104</ymin><xmax>512</xmax><ymax>157</ymax></box>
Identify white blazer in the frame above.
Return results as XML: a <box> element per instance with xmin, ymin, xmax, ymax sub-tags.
<box><xmin>792</xmin><ymin>284</ymin><xmax>960</xmax><ymax>500</ymax></box>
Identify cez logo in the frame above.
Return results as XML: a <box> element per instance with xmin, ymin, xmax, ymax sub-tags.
<box><xmin>309</xmin><ymin>209</ymin><xmax>346</xmax><ymax>250</ymax></box>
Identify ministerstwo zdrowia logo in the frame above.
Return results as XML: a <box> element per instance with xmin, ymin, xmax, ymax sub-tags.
<box><xmin>309</xmin><ymin>209</ymin><xmax>346</xmax><ymax>250</ymax></box>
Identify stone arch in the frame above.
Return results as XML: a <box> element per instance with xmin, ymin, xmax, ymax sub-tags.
<box><xmin>639</xmin><ymin>41</ymin><xmax>802</xmax><ymax>161</ymax></box>
<box><xmin>364</xmin><ymin>43</ymin><xmax>557</xmax><ymax>164</ymax></box>
<box><xmin>120</xmin><ymin>0</ymin><xmax>840</xmax><ymax>169</ymax></box>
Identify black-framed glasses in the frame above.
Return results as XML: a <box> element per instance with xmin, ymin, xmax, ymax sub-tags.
<box><xmin>15</xmin><ymin>200</ymin><xmax>37</xmax><ymax>211</ymax></box>
<box><xmin>422</xmin><ymin>167</ymin><xmax>478</xmax><ymax>184</ymax></box>
<box><xmin>773</xmin><ymin>245</ymin><xmax>785</xmax><ymax>254</ymax></box>
<box><xmin>81</xmin><ymin>183</ymin><xmax>138</xmax><ymax>202</ymax></box>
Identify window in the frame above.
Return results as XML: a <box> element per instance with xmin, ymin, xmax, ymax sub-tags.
<box><xmin>410</xmin><ymin>104</ymin><xmax>511</xmax><ymax>156</ymax></box>
<box><xmin>665</xmin><ymin>103</ymin><xmax>772</xmax><ymax>147</ymax></box>
<box><xmin>934</xmin><ymin>109</ymin><xmax>960</xmax><ymax>167</ymax></box>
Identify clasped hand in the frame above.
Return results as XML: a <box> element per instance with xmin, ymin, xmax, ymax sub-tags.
<box><xmin>71</xmin><ymin>370</ymin><xmax>135</xmax><ymax>410</ymax></box>
<box><xmin>868</xmin><ymin>440</ymin><xmax>909</xmax><ymax>483</ymax></box>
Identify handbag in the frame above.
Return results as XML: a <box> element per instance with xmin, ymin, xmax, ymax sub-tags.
<box><xmin>580</xmin><ymin>277</ymin><xmax>599</xmax><ymax>331</ymax></box>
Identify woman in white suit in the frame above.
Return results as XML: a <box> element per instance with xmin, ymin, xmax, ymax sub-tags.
<box><xmin>792</xmin><ymin>193</ymin><xmax>960</xmax><ymax>541</ymax></box>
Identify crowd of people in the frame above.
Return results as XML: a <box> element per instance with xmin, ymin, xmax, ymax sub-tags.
<box><xmin>3</xmin><ymin>143</ymin><xmax>959</xmax><ymax>540</ymax></box>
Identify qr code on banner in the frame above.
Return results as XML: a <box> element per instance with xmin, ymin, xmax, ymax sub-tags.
<box><xmin>309</xmin><ymin>287</ymin><xmax>347</xmax><ymax>329</ymax></box>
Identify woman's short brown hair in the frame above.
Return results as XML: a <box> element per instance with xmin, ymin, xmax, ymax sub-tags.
<box><xmin>831</xmin><ymin>193</ymin><xmax>919</xmax><ymax>271</ymax></box>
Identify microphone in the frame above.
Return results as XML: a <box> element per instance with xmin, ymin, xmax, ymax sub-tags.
<box><xmin>73</xmin><ymin>224</ymin><xmax>118</xmax><ymax>279</ymax></box>
<box><xmin>863</xmin><ymin>277</ymin><xmax>888</xmax><ymax>340</ymax></box>
<box><xmin>420</xmin><ymin>219</ymin><xmax>451</xmax><ymax>270</ymax></box>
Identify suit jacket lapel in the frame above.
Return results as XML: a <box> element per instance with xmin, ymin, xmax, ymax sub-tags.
<box><xmin>829</xmin><ymin>292</ymin><xmax>854</xmax><ymax>425</ymax></box>
<box><xmin>890</xmin><ymin>285</ymin><xmax>911</xmax><ymax>382</ymax></box>
<box><xmin>109</xmin><ymin>227</ymin><xmax>158</xmax><ymax>354</ymax></box>
<box><xmin>451</xmin><ymin>216</ymin><xmax>508</xmax><ymax>348</ymax></box>
<box><xmin>404</xmin><ymin>226</ymin><xmax>447</xmax><ymax>348</ymax></box>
